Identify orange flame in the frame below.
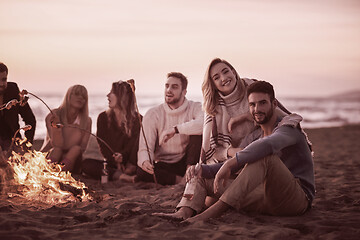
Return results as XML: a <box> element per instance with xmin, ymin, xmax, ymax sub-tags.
<box><xmin>7</xmin><ymin>148</ymin><xmax>92</xmax><ymax>205</ymax></box>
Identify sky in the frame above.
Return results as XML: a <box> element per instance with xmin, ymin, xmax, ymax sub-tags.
<box><xmin>1</xmin><ymin>0</ymin><xmax>360</xmax><ymax>98</ymax></box>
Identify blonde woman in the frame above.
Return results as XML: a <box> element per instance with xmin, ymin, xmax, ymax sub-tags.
<box><xmin>82</xmin><ymin>81</ymin><xmax>140</xmax><ymax>181</ymax></box>
<box><xmin>200</xmin><ymin>58</ymin><xmax>258</xmax><ymax>164</ymax></box>
<box><xmin>41</xmin><ymin>85</ymin><xmax>91</xmax><ymax>173</ymax></box>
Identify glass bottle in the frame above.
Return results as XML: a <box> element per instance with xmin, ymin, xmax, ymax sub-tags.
<box><xmin>183</xmin><ymin>163</ymin><xmax>201</xmax><ymax>200</ymax></box>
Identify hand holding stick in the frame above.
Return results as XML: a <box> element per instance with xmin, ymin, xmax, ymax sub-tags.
<box><xmin>6</xmin><ymin>125</ymin><xmax>32</xmax><ymax>157</ymax></box>
<box><xmin>127</xmin><ymin>79</ymin><xmax>158</xmax><ymax>186</ymax></box>
<box><xmin>113</xmin><ymin>152</ymin><xmax>125</xmax><ymax>172</ymax></box>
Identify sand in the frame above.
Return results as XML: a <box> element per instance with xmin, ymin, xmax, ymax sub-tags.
<box><xmin>0</xmin><ymin>125</ymin><xmax>359</xmax><ymax>240</ymax></box>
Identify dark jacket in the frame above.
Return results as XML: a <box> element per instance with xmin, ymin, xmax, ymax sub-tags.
<box><xmin>0</xmin><ymin>82</ymin><xmax>36</xmax><ymax>150</ymax></box>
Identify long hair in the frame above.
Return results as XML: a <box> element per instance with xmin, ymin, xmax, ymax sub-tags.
<box><xmin>106</xmin><ymin>81</ymin><xmax>138</xmax><ymax>136</ymax></box>
<box><xmin>202</xmin><ymin>58</ymin><xmax>241</xmax><ymax>116</ymax></box>
<box><xmin>58</xmin><ymin>85</ymin><xmax>89</xmax><ymax>130</ymax></box>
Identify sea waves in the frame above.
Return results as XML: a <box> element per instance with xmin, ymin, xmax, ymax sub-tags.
<box><xmin>26</xmin><ymin>94</ymin><xmax>360</xmax><ymax>140</ymax></box>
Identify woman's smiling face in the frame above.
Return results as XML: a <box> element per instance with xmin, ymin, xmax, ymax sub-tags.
<box><xmin>210</xmin><ymin>62</ymin><xmax>237</xmax><ymax>96</ymax></box>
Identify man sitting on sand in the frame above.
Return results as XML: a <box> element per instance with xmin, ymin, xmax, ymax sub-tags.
<box><xmin>156</xmin><ymin>80</ymin><xmax>315</xmax><ymax>220</ymax></box>
<box><xmin>137</xmin><ymin>72</ymin><xmax>203</xmax><ymax>185</ymax></box>
<box><xmin>0</xmin><ymin>62</ymin><xmax>36</xmax><ymax>152</ymax></box>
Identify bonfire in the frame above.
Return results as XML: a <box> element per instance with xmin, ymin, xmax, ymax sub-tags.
<box><xmin>0</xmin><ymin>141</ymin><xmax>92</xmax><ymax>205</ymax></box>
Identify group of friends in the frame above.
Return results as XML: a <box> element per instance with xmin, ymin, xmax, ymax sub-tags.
<box><xmin>0</xmin><ymin>59</ymin><xmax>315</xmax><ymax>222</ymax></box>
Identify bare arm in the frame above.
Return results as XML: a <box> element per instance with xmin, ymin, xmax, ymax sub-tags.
<box><xmin>45</xmin><ymin>111</ymin><xmax>63</xmax><ymax>148</ymax></box>
<box><xmin>137</xmin><ymin>110</ymin><xmax>158</xmax><ymax>170</ymax></box>
<box><xmin>80</xmin><ymin>117</ymin><xmax>92</xmax><ymax>152</ymax></box>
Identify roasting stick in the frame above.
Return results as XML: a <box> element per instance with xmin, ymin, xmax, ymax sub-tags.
<box><xmin>6</xmin><ymin>125</ymin><xmax>32</xmax><ymax>157</ymax></box>
<box><xmin>127</xmin><ymin>79</ymin><xmax>158</xmax><ymax>187</ymax></box>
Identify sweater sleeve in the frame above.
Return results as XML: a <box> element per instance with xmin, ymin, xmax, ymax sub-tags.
<box><xmin>176</xmin><ymin>101</ymin><xmax>203</xmax><ymax>135</ymax></box>
<box><xmin>235</xmin><ymin>126</ymin><xmax>297</xmax><ymax>170</ymax></box>
<box><xmin>137</xmin><ymin>110</ymin><xmax>158</xmax><ymax>167</ymax></box>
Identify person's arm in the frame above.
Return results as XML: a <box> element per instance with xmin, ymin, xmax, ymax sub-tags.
<box><xmin>201</xmin><ymin>163</ymin><xmax>223</xmax><ymax>179</ymax></box>
<box><xmin>45</xmin><ymin>111</ymin><xmax>63</xmax><ymax>148</ymax></box>
<box><xmin>228</xmin><ymin>112</ymin><xmax>252</xmax><ymax>133</ymax></box>
<box><xmin>137</xmin><ymin>110</ymin><xmax>158</xmax><ymax>171</ymax></box>
<box><xmin>80</xmin><ymin>117</ymin><xmax>92</xmax><ymax>152</ymax></box>
<box><xmin>235</xmin><ymin>126</ymin><xmax>298</xmax><ymax>169</ymax></box>
<box><xmin>176</xmin><ymin>102</ymin><xmax>204</xmax><ymax>135</ymax></box>
<box><xmin>227</xmin><ymin>146</ymin><xmax>243</xmax><ymax>158</ymax></box>
<box><xmin>201</xmin><ymin>161</ymin><xmax>240</xmax><ymax>179</ymax></box>
<box><xmin>125</xmin><ymin>119</ymin><xmax>141</xmax><ymax>166</ymax></box>
<box><xmin>96</xmin><ymin>113</ymin><xmax>113</xmax><ymax>162</ymax></box>
<box><xmin>214</xmin><ymin>157</ymin><xmax>238</xmax><ymax>193</ymax></box>
<box><xmin>159</xmin><ymin>126</ymin><xmax>177</xmax><ymax>145</ymax></box>
<box><xmin>14</xmin><ymin>84</ymin><xmax>36</xmax><ymax>143</ymax></box>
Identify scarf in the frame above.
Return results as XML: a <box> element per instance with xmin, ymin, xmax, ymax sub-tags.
<box><xmin>200</xmin><ymin>78</ymin><xmax>256</xmax><ymax>164</ymax></box>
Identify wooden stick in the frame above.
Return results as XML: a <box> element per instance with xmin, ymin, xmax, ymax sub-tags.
<box><xmin>6</xmin><ymin>125</ymin><xmax>32</xmax><ymax>157</ymax></box>
<box><xmin>127</xmin><ymin>79</ymin><xmax>158</xmax><ymax>186</ymax></box>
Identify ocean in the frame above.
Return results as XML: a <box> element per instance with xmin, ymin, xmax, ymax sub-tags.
<box><xmin>25</xmin><ymin>93</ymin><xmax>360</xmax><ymax>140</ymax></box>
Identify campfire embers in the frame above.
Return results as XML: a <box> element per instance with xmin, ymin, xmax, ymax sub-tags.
<box><xmin>3</xmin><ymin>143</ymin><xmax>92</xmax><ymax>205</ymax></box>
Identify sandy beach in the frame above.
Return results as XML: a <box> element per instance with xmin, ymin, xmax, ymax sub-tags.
<box><xmin>0</xmin><ymin>125</ymin><xmax>359</xmax><ymax>240</ymax></box>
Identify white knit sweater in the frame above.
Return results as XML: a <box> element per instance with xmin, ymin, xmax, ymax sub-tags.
<box><xmin>137</xmin><ymin>98</ymin><xmax>203</xmax><ymax>167</ymax></box>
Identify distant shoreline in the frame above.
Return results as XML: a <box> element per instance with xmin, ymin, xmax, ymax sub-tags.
<box><xmin>32</xmin><ymin>123</ymin><xmax>360</xmax><ymax>152</ymax></box>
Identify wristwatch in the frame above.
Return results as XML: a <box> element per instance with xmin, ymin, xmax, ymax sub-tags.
<box><xmin>174</xmin><ymin>125</ymin><xmax>179</xmax><ymax>134</ymax></box>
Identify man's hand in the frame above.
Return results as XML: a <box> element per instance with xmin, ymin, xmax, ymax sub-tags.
<box><xmin>214</xmin><ymin>158</ymin><xmax>237</xmax><ymax>193</ymax></box>
<box><xmin>185</xmin><ymin>163</ymin><xmax>202</xmax><ymax>183</ymax></box>
<box><xmin>141</xmin><ymin>160</ymin><xmax>154</xmax><ymax>174</ymax></box>
<box><xmin>159</xmin><ymin>127</ymin><xmax>176</xmax><ymax>145</ymax></box>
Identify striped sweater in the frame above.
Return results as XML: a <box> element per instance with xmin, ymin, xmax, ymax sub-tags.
<box><xmin>201</xmin><ymin>78</ymin><xmax>256</xmax><ymax>164</ymax></box>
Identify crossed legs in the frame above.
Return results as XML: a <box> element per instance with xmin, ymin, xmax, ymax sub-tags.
<box><xmin>186</xmin><ymin>155</ymin><xmax>309</xmax><ymax>222</ymax></box>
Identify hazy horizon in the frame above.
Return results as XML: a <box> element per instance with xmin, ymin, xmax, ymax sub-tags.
<box><xmin>1</xmin><ymin>0</ymin><xmax>360</xmax><ymax>98</ymax></box>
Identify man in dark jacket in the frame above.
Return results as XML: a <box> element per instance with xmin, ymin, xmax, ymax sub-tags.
<box><xmin>0</xmin><ymin>62</ymin><xmax>36</xmax><ymax>151</ymax></box>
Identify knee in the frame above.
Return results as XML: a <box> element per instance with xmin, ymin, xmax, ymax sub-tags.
<box><xmin>49</xmin><ymin>147</ymin><xmax>63</xmax><ymax>162</ymax></box>
<box><xmin>68</xmin><ymin>145</ymin><xmax>82</xmax><ymax>154</ymax></box>
<box><xmin>51</xmin><ymin>146</ymin><xmax>63</xmax><ymax>154</ymax></box>
<box><xmin>264</xmin><ymin>155</ymin><xmax>281</xmax><ymax>166</ymax></box>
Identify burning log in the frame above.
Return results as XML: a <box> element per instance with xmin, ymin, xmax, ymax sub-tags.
<box><xmin>58</xmin><ymin>182</ymin><xmax>89</xmax><ymax>201</ymax></box>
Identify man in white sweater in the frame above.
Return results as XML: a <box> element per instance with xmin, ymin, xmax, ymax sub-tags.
<box><xmin>137</xmin><ymin>72</ymin><xmax>203</xmax><ymax>185</ymax></box>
